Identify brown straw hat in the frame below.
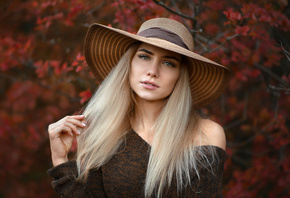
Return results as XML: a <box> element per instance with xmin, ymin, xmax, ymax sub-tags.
<box><xmin>84</xmin><ymin>18</ymin><xmax>230</xmax><ymax>107</ymax></box>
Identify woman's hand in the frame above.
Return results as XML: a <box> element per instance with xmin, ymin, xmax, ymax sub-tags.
<box><xmin>48</xmin><ymin>115</ymin><xmax>86</xmax><ymax>166</ymax></box>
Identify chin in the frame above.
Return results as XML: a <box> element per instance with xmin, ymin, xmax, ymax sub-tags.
<box><xmin>137</xmin><ymin>94</ymin><xmax>170</xmax><ymax>103</ymax></box>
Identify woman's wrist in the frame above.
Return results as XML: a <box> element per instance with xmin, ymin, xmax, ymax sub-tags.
<box><xmin>52</xmin><ymin>155</ymin><xmax>68</xmax><ymax>167</ymax></box>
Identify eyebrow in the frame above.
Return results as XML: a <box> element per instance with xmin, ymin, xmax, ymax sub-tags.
<box><xmin>138</xmin><ymin>48</ymin><xmax>181</xmax><ymax>62</ymax></box>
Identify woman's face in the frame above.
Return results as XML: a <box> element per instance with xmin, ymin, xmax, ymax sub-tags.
<box><xmin>130</xmin><ymin>43</ymin><xmax>181</xmax><ymax>103</ymax></box>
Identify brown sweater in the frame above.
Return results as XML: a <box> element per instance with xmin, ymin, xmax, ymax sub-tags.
<box><xmin>48</xmin><ymin>130</ymin><xmax>226</xmax><ymax>197</ymax></box>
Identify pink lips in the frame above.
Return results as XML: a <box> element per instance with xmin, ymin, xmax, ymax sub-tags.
<box><xmin>141</xmin><ymin>80</ymin><xmax>159</xmax><ymax>90</ymax></box>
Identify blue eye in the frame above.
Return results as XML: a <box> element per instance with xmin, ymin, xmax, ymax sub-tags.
<box><xmin>138</xmin><ymin>55</ymin><xmax>150</xmax><ymax>60</ymax></box>
<box><xmin>164</xmin><ymin>61</ymin><xmax>175</xmax><ymax>67</ymax></box>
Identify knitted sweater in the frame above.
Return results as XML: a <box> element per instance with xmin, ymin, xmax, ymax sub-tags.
<box><xmin>48</xmin><ymin>130</ymin><xmax>226</xmax><ymax>197</ymax></box>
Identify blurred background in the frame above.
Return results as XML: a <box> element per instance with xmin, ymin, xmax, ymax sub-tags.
<box><xmin>0</xmin><ymin>0</ymin><xmax>289</xmax><ymax>197</ymax></box>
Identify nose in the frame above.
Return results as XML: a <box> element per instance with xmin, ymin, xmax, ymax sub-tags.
<box><xmin>147</xmin><ymin>61</ymin><xmax>159</xmax><ymax>78</ymax></box>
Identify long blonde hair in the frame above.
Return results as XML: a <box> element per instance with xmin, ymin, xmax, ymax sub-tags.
<box><xmin>77</xmin><ymin>43</ymin><xmax>215</xmax><ymax>197</ymax></box>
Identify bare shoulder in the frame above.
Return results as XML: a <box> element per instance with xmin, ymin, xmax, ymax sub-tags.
<box><xmin>199</xmin><ymin>118</ymin><xmax>226</xmax><ymax>150</ymax></box>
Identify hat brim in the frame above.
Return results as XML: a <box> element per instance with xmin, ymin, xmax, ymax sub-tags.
<box><xmin>84</xmin><ymin>23</ymin><xmax>231</xmax><ymax>107</ymax></box>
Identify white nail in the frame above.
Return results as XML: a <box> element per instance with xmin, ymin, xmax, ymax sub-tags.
<box><xmin>82</xmin><ymin>123</ymin><xmax>86</xmax><ymax>126</ymax></box>
<box><xmin>78</xmin><ymin>130</ymin><xmax>81</xmax><ymax>134</ymax></box>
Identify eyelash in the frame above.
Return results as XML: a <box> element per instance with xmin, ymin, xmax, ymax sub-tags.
<box><xmin>138</xmin><ymin>54</ymin><xmax>150</xmax><ymax>60</ymax></box>
<box><xmin>138</xmin><ymin>55</ymin><xmax>176</xmax><ymax>67</ymax></box>
<box><xmin>164</xmin><ymin>61</ymin><xmax>176</xmax><ymax>67</ymax></box>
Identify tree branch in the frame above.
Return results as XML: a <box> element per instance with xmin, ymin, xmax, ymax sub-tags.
<box><xmin>268</xmin><ymin>85</ymin><xmax>290</xmax><ymax>95</ymax></box>
<box><xmin>226</xmin><ymin>118</ymin><xmax>277</xmax><ymax>148</ymax></box>
<box><xmin>223</xmin><ymin>92</ymin><xmax>248</xmax><ymax>131</ymax></box>
<box><xmin>208</xmin><ymin>33</ymin><xmax>239</xmax><ymax>53</ymax></box>
<box><xmin>195</xmin><ymin>33</ymin><xmax>239</xmax><ymax>54</ymax></box>
<box><xmin>152</xmin><ymin>0</ymin><xmax>197</xmax><ymax>22</ymax></box>
<box><xmin>171</xmin><ymin>1</ymin><xmax>191</xmax><ymax>29</ymax></box>
<box><xmin>87</xmin><ymin>0</ymin><xmax>107</xmax><ymax>15</ymax></box>
<box><xmin>254</xmin><ymin>64</ymin><xmax>290</xmax><ymax>88</ymax></box>
<box><xmin>280</xmin><ymin>41</ymin><xmax>290</xmax><ymax>62</ymax></box>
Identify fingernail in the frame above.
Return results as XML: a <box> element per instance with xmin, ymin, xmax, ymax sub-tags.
<box><xmin>78</xmin><ymin>130</ymin><xmax>81</xmax><ymax>134</ymax></box>
<box><xmin>70</xmin><ymin>132</ymin><xmax>74</xmax><ymax>136</ymax></box>
<box><xmin>82</xmin><ymin>123</ymin><xmax>86</xmax><ymax>126</ymax></box>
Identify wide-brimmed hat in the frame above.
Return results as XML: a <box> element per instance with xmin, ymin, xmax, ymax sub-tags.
<box><xmin>84</xmin><ymin>18</ymin><xmax>230</xmax><ymax>107</ymax></box>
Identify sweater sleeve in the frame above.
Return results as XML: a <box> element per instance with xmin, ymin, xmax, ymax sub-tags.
<box><xmin>184</xmin><ymin>146</ymin><xmax>226</xmax><ymax>198</ymax></box>
<box><xmin>163</xmin><ymin>146</ymin><xmax>226</xmax><ymax>198</ymax></box>
<box><xmin>47</xmin><ymin>161</ymin><xmax>106</xmax><ymax>198</ymax></box>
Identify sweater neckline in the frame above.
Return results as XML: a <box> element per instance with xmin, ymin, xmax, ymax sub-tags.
<box><xmin>130</xmin><ymin>129</ymin><xmax>227</xmax><ymax>154</ymax></box>
<box><xmin>131</xmin><ymin>128</ymin><xmax>151</xmax><ymax>146</ymax></box>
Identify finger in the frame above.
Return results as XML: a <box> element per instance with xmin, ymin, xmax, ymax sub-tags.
<box><xmin>65</xmin><ymin>119</ymin><xmax>86</xmax><ymax>130</ymax></box>
<box><xmin>65</xmin><ymin>122</ymin><xmax>82</xmax><ymax>135</ymax></box>
<box><xmin>48</xmin><ymin>123</ymin><xmax>64</xmax><ymax>135</ymax></box>
<box><xmin>49</xmin><ymin>121</ymin><xmax>75</xmax><ymax>137</ymax></box>
<box><xmin>70</xmin><ymin>115</ymin><xmax>85</xmax><ymax>120</ymax></box>
<box><xmin>63</xmin><ymin>116</ymin><xmax>86</xmax><ymax>128</ymax></box>
<box><xmin>60</xmin><ymin>126</ymin><xmax>74</xmax><ymax>136</ymax></box>
<box><xmin>48</xmin><ymin>115</ymin><xmax>86</xmax><ymax>136</ymax></box>
<box><xmin>48</xmin><ymin>126</ymin><xmax>77</xmax><ymax>140</ymax></box>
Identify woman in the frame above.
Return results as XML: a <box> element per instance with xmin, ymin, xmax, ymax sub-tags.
<box><xmin>48</xmin><ymin>18</ymin><xmax>230</xmax><ymax>197</ymax></box>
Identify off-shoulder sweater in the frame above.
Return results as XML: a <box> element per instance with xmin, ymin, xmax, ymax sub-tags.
<box><xmin>48</xmin><ymin>130</ymin><xmax>226</xmax><ymax>197</ymax></box>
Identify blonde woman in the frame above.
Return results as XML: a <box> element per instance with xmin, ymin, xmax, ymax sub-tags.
<box><xmin>48</xmin><ymin>18</ymin><xmax>230</xmax><ymax>197</ymax></box>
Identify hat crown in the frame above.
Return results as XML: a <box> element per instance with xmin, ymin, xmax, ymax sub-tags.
<box><xmin>137</xmin><ymin>18</ymin><xmax>194</xmax><ymax>51</ymax></box>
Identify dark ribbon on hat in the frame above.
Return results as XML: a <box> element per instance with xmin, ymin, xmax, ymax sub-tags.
<box><xmin>137</xmin><ymin>27</ymin><xmax>189</xmax><ymax>50</ymax></box>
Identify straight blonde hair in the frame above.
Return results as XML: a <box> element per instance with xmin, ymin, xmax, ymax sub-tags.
<box><xmin>76</xmin><ymin>43</ymin><xmax>215</xmax><ymax>197</ymax></box>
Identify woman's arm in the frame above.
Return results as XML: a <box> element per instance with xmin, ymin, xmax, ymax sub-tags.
<box><xmin>196</xmin><ymin>119</ymin><xmax>226</xmax><ymax>197</ymax></box>
<box><xmin>48</xmin><ymin>115</ymin><xmax>85</xmax><ymax>166</ymax></box>
<box><xmin>185</xmin><ymin>147</ymin><xmax>226</xmax><ymax>198</ymax></box>
<box><xmin>47</xmin><ymin>115</ymin><xmax>107</xmax><ymax>197</ymax></box>
<box><xmin>181</xmin><ymin>119</ymin><xmax>226</xmax><ymax>197</ymax></box>
<box><xmin>48</xmin><ymin>161</ymin><xmax>107</xmax><ymax>197</ymax></box>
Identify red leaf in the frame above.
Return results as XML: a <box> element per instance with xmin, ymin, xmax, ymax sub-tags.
<box><xmin>235</xmin><ymin>26</ymin><xmax>250</xmax><ymax>36</ymax></box>
<box><xmin>49</xmin><ymin>60</ymin><xmax>61</xmax><ymax>75</ymax></box>
<box><xmin>223</xmin><ymin>9</ymin><xmax>242</xmax><ymax>22</ymax></box>
<box><xmin>236</xmin><ymin>72</ymin><xmax>248</xmax><ymax>82</ymax></box>
<box><xmin>71</xmin><ymin>61</ymin><xmax>79</xmax><ymax>67</ymax></box>
<box><xmin>231</xmin><ymin>51</ymin><xmax>241</xmax><ymax>63</ymax></box>
<box><xmin>76</xmin><ymin>53</ymin><xmax>85</xmax><ymax>61</ymax></box>
<box><xmin>79</xmin><ymin>90</ymin><xmax>92</xmax><ymax>104</ymax></box>
<box><xmin>34</xmin><ymin>60</ymin><xmax>48</xmax><ymax>78</ymax></box>
<box><xmin>250</xmin><ymin>69</ymin><xmax>260</xmax><ymax>78</ymax></box>
<box><xmin>76</xmin><ymin>65</ymin><xmax>84</xmax><ymax>72</ymax></box>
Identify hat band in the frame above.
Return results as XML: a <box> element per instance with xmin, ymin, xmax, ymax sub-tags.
<box><xmin>137</xmin><ymin>27</ymin><xmax>189</xmax><ymax>50</ymax></box>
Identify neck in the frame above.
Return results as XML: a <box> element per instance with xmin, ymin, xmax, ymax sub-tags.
<box><xmin>132</xmin><ymin>97</ymin><xmax>165</xmax><ymax>134</ymax></box>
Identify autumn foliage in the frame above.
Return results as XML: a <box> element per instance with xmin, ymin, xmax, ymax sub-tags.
<box><xmin>0</xmin><ymin>0</ymin><xmax>289</xmax><ymax>197</ymax></box>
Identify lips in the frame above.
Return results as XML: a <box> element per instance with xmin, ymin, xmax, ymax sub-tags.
<box><xmin>141</xmin><ymin>81</ymin><xmax>159</xmax><ymax>88</ymax></box>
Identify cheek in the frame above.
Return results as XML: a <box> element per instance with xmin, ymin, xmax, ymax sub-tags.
<box><xmin>130</xmin><ymin>60</ymin><xmax>147</xmax><ymax>82</ymax></box>
<box><xmin>162</xmin><ymin>72</ymin><xmax>180</xmax><ymax>96</ymax></box>
<box><xmin>167</xmin><ymin>70</ymin><xmax>180</xmax><ymax>88</ymax></box>
<box><xmin>130</xmin><ymin>58</ymin><xmax>138</xmax><ymax>77</ymax></box>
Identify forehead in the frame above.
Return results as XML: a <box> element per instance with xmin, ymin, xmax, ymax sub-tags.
<box><xmin>137</xmin><ymin>43</ymin><xmax>182</xmax><ymax>60</ymax></box>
